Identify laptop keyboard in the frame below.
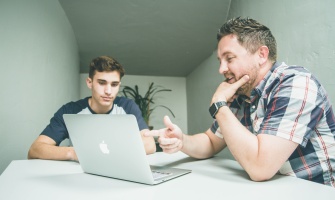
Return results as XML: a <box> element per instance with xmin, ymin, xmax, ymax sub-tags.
<box><xmin>152</xmin><ymin>170</ymin><xmax>172</xmax><ymax>180</ymax></box>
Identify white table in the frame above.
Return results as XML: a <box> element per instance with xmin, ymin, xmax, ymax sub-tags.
<box><xmin>0</xmin><ymin>152</ymin><xmax>334</xmax><ymax>199</ymax></box>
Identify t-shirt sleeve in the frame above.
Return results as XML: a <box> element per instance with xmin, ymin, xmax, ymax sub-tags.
<box><xmin>41</xmin><ymin>105</ymin><xmax>69</xmax><ymax>146</ymax></box>
<box><xmin>210</xmin><ymin>120</ymin><xmax>223</xmax><ymax>139</ymax></box>
<box><xmin>124</xmin><ymin>99</ymin><xmax>149</xmax><ymax>130</ymax></box>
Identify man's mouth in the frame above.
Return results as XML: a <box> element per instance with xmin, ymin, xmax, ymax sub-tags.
<box><xmin>225</xmin><ymin>76</ymin><xmax>235</xmax><ymax>84</ymax></box>
<box><xmin>102</xmin><ymin>97</ymin><xmax>112</xmax><ymax>101</ymax></box>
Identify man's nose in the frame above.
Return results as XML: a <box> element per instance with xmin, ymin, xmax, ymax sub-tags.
<box><xmin>104</xmin><ymin>85</ymin><xmax>112</xmax><ymax>95</ymax></box>
<box><xmin>219</xmin><ymin>62</ymin><xmax>228</xmax><ymax>74</ymax></box>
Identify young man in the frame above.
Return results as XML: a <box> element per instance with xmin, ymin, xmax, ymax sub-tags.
<box><xmin>146</xmin><ymin>17</ymin><xmax>335</xmax><ymax>187</ymax></box>
<box><xmin>28</xmin><ymin>56</ymin><xmax>156</xmax><ymax>161</ymax></box>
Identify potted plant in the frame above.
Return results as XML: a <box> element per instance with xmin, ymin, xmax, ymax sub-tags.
<box><xmin>121</xmin><ymin>82</ymin><xmax>175</xmax><ymax>128</ymax></box>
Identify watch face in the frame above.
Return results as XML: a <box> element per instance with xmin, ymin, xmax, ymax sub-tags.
<box><xmin>209</xmin><ymin>101</ymin><xmax>227</xmax><ymax>119</ymax></box>
<box><xmin>209</xmin><ymin>103</ymin><xmax>217</xmax><ymax>119</ymax></box>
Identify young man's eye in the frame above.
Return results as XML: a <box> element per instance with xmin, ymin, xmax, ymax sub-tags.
<box><xmin>111</xmin><ymin>82</ymin><xmax>120</xmax><ymax>87</ymax></box>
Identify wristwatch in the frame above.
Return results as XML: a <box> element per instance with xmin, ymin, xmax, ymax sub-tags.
<box><xmin>209</xmin><ymin>101</ymin><xmax>227</xmax><ymax>119</ymax></box>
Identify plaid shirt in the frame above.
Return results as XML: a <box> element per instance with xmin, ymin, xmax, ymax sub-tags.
<box><xmin>211</xmin><ymin>62</ymin><xmax>335</xmax><ymax>187</ymax></box>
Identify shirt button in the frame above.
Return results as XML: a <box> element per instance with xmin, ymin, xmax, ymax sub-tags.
<box><xmin>250</xmin><ymin>105</ymin><xmax>256</xmax><ymax>113</ymax></box>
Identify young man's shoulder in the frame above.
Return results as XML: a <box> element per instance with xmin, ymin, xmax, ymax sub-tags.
<box><xmin>59</xmin><ymin>97</ymin><xmax>90</xmax><ymax>114</ymax></box>
<box><xmin>114</xmin><ymin>96</ymin><xmax>135</xmax><ymax>105</ymax></box>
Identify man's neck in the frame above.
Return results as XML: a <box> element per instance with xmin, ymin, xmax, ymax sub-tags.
<box><xmin>254</xmin><ymin>61</ymin><xmax>273</xmax><ymax>89</ymax></box>
<box><xmin>88</xmin><ymin>98</ymin><xmax>113</xmax><ymax>114</ymax></box>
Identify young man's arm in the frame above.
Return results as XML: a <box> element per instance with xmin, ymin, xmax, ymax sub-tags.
<box><xmin>140</xmin><ymin>129</ymin><xmax>156</xmax><ymax>154</ymax></box>
<box><xmin>28</xmin><ymin>135</ymin><xmax>78</xmax><ymax>161</ymax></box>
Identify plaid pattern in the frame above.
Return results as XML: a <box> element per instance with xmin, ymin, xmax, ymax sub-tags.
<box><xmin>211</xmin><ymin>62</ymin><xmax>335</xmax><ymax>187</ymax></box>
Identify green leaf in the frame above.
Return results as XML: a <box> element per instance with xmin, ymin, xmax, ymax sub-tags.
<box><xmin>120</xmin><ymin>82</ymin><xmax>175</xmax><ymax>126</ymax></box>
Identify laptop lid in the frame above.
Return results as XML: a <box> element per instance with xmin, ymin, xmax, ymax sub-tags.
<box><xmin>63</xmin><ymin>114</ymin><xmax>191</xmax><ymax>185</ymax></box>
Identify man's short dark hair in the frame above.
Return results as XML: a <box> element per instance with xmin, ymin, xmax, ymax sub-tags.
<box><xmin>217</xmin><ymin>17</ymin><xmax>277</xmax><ymax>62</ymax></box>
<box><xmin>88</xmin><ymin>56</ymin><xmax>125</xmax><ymax>79</ymax></box>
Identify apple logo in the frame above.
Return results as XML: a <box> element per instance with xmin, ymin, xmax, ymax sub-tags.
<box><xmin>99</xmin><ymin>140</ymin><xmax>110</xmax><ymax>154</ymax></box>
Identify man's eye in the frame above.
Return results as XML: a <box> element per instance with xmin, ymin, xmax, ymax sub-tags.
<box><xmin>111</xmin><ymin>83</ymin><xmax>119</xmax><ymax>87</ymax></box>
<box><xmin>227</xmin><ymin>57</ymin><xmax>234</xmax><ymax>62</ymax></box>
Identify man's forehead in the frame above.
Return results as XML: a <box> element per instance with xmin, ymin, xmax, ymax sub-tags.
<box><xmin>93</xmin><ymin>71</ymin><xmax>120</xmax><ymax>82</ymax></box>
<box><xmin>217</xmin><ymin>35</ymin><xmax>243</xmax><ymax>57</ymax></box>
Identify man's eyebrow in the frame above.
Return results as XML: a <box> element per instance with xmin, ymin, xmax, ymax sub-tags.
<box><xmin>97</xmin><ymin>79</ymin><xmax>120</xmax><ymax>84</ymax></box>
<box><xmin>219</xmin><ymin>51</ymin><xmax>232</xmax><ymax>57</ymax></box>
<box><xmin>218</xmin><ymin>51</ymin><xmax>235</xmax><ymax>60</ymax></box>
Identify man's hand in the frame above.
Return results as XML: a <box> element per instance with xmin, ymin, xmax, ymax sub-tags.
<box><xmin>212</xmin><ymin>75</ymin><xmax>249</xmax><ymax>105</ymax></box>
<box><xmin>28</xmin><ymin>135</ymin><xmax>79</xmax><ymax>161</ymax></box>
<box><xmin>144</xmin><ymin>116</ymin><xmax>183</xmax><ymax>154</ymax></box>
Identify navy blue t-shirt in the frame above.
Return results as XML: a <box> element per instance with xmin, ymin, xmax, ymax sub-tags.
<box><xmin>41</xmin><ymin>96</ymin><xmax>148</xmax><ymax>145</ymax></box>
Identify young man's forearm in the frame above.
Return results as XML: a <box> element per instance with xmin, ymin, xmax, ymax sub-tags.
<box><xmin>28</xmin><ymin>143</ymin><xmax>77</xmax><ymax>161</ymax></box>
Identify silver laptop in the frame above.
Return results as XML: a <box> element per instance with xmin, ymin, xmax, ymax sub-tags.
<box><xmin>63</xmin><ymin>114</ymin><xmax>191</xmax><ymax>185</ymax></box>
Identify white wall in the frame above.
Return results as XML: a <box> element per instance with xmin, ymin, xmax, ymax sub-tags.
<box><xmin>0</xmin><ymin>0</ymin><xmax>79</xmax><ymax>174</ymax></box>
<box><xmin>186</xmin><ymin>0</ymin><xmax>335</xmax><ymax>158</ymax></box>
<box><xmin>80</xmin><ymin>74</ymin><xmax>188</xmax><ymax>133</ymax></box>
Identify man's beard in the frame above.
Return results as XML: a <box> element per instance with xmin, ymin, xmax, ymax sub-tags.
<box><xmin>236</xmin><ymin>66</ymin><xmax>258</xmax><ymax>96</ymax></box>
<box><xmin>236</xmin><ymin>84</ymin><xmax>250</xmax><ymax>95</ymax></box>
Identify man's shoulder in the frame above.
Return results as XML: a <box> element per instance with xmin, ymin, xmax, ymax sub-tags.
<box><xmin>264</xmin><ymin>62</ymin><xmax>315</xmax><ymax>88</ymax></box>
<box><xmin>113</xmin><ymin>96</ymin><xmax>140</xmax><ymax>114</ymax></box>
<box><xmin>60</xmin><ymin>97</ymin><xmax>90</xmax><ymax>114</ymax></box>
<box><xmin>273</xmin><ymin>62</ymin><xmax>311</xmax><ymax>78</ymax></box>
<box><xmin>114</xmin><ymin>96</ymin><xmax>135</xmax><ymax>105</ymax></box>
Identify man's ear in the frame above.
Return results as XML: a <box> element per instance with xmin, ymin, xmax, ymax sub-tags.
<box><xmin>86</xmin><ymin>77</ymin><xmax>92</xmax><ymax>89</ymax></box>
<box><xmin>258</xmin><ymin>46</ymin><xmax>269</xmax><ymax>65</ymax></box>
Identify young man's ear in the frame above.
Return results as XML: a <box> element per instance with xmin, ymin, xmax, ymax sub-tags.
<box><xmin>86</xmin><ymin>77</ymin><xmax>92</xmax><ymax>89</ymax></box>
<box><xmin>258</xmin><ymin>46</ymin><xmax>269</xmax><ymax>65</ymax></box>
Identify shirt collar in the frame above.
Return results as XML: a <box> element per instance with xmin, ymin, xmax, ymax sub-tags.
<box><xmin>250</xmin><ymin>62</ymin><xmax>281</xmax><ymax>102</ymax></box>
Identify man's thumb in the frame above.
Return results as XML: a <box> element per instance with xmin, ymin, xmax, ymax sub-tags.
<box><xmin>235</xmin><ymin>75</ymin><xmax>249</xmax><ymax>87</ymax></box>
<box><xmin>163</xmin><ymin>115</ymin><xmax>174</xmax><ymax>130</ymax></box>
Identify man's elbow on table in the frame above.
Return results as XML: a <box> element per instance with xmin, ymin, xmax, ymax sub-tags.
<box><xmin>247</xmin><ymin>168</ymin><xmax>277</xmax><ymax>182</ymax></box>
<box><xmin>27</xmin><ymin>148</ymin><xmax>36</xmax><ymax>159</ymax></box>
<box><xmin>27</xmin><ymin>141</ymin><xmax>45</xmax><ymax>159</ymax></box>
<box><xmin>241</xmin><ymin>158</ymin><xmax>278</xmax><ymax>182</ymax></box>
